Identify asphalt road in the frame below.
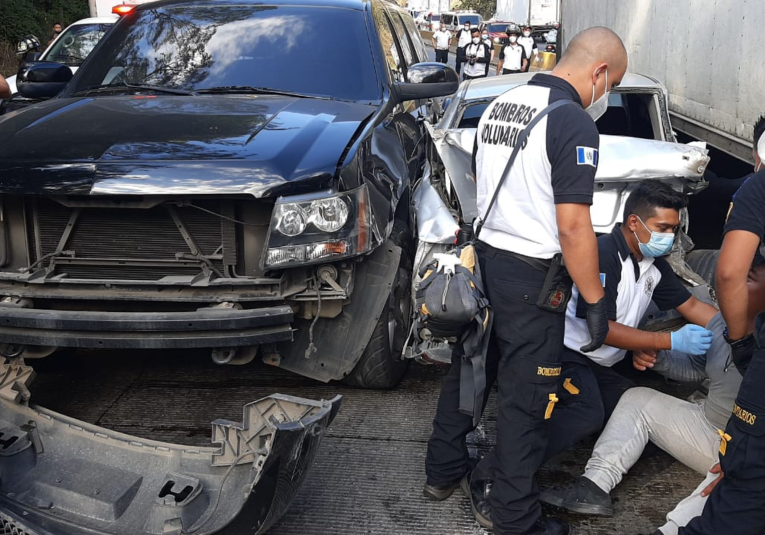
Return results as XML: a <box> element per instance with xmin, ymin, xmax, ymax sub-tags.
<box><xmin>29</xmin><ymin>349</ymin><xmax>702</xmax><ymax>535</ymax></box>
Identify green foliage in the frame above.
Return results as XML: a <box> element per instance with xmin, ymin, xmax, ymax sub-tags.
<box><xmin>458</xmin><ymin>0</ymin><xmax>497</xmax><ymax>20</ymax></box>
<box><xmin>0</xmin><ymin>0</ymin><xmax>90</xmax><ymax>45</ymax></box>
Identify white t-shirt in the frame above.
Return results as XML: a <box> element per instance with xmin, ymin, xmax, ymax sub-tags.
<box><xmin>457</xmin><ymin>29</ymin><xmax>472</xmax><ymax>48</ymax></box>
<box><xmin>463</xmin><ymin>42</ymin><xmax>488</xmax><ymax>77</ymax></box>
<box><xmin>518</xmin><ymin>35</ymin><xmax>537</xmax><ymax>57</ymax></box>
<box><xmin>433</xmin><ymin>30</ymin><xmax>452</xmax><ymax>50</ymax></box>
<box><xmin>500</xmin><ymin>43</ymin><xmax>526</xmax><ymax>71</ymax></box>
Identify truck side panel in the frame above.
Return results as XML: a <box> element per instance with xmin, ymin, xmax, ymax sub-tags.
<box><xmin>561</xmin><ymin>0</ymin><xmax>762</xmax><ymax>161</ymax></box>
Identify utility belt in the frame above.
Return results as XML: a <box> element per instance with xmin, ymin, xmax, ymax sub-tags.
<box><xmin>487</xmin><ymin>246</ymin><xmax>573</xmax><ymax>314</ymax></box>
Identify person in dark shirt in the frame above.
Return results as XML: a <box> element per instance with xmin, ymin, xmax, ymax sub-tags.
<box><xmin>47</xmin><ymin>22</ymin><xmax>63</xmax><ymax>47</ymax></box>
<box><xmin>680</xmin><ymin>115</ymin><xmax>765</xmax><ymax>535</ymax></box>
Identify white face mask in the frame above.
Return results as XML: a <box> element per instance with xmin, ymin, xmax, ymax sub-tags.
<box><xmin>523</xmin><ymin>31</ymin><xmax>531</xmax><ymax>37</ymax></box>
<box><xmin>586</xmin><ymin>68</ymin><xmax>610</xmax><ymax>121</ymax></box>
<box><xmin>472</xmin><ymin>36</ymin><xmax>480</xmax><ymax>44</ymax></box>
<box><xmin>464</xmin><ymin>25</ymin><xmax>470</xmax><ymax>31</ymax></box>
<box><xmin>509</xmin><ymin>35</ymin><xmax>517</xmax><ymax>43</ymax></box>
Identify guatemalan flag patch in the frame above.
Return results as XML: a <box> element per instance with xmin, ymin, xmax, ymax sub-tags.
<box><xmin>576</xmin><ymin>146</ymin><xmax>599</xmax><ymax>167</ymax></box>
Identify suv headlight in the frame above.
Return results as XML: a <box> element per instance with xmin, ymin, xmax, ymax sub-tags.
<box><xmin>262</xmin><ymin>185</ymin><xmax>372</xmax><ymax>269</ymax></box>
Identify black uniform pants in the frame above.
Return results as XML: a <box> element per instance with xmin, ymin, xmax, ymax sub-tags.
<box><xmin>455</xmin><ymin>47</ymin><xmax>466</xmax><ymax>75</ymax></box>
<box><xmin>425</xmin><ymin>242</ymin><xmax>571</xmax><ymax>534</ymax></box>
<box><xmin>435</xmin><ymin>49</ymin><xmax>449</xmax><ymax>63</ymax></box>
<box><xmin>545</xmin><ymin>350</ymin><xmax>635</xmax><ymax>460</ymax></box>
<box><xmin>680</xmin><ymin>313</ymin><xmax>765</xmax><ymax>535</ymax></box>
<box><xmin>502</xmin><ymin>69</ymin><xmax>522</xmax><ymax>75</ymax></box>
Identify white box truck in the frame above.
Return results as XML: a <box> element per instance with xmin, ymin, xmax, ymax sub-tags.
<box><xmin>560</xmin><ymin>0</ymin><xmax>760</xmax><ymax>163</ymax></box>
<box><xmin>495</xmin><ymin>0</ymin><xmax>559</xmax><ymax>26</ymax></box>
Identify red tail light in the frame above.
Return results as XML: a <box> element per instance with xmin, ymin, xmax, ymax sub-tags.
<box><xmin>112</xmin><ymin>4</ymin><xmax>136</xmax><ymax>15</ymax></box>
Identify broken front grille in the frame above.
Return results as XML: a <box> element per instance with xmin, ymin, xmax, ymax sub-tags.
<box><xmin>23</xmin><ymin>197</ymin><xmax>256</xmax><ymax>282</ymax></box>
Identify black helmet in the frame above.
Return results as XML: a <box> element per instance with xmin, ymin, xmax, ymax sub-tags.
<box><xmin>506</xmin><ymin>24</ymin><xmax>520</xmax><ymax>36</ymax></box>
<box><xmin>16</xmin><ymin>35</ymin><xmax>41</xmax><ymax>58</ymax></box>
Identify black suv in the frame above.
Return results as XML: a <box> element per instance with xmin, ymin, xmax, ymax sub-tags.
<box><xmin>0</xmin><ymin>0</ymin><xmax>457</xmax><ymax>387</ymax></box>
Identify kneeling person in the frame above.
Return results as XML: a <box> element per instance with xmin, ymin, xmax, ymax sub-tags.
<box><xmin>540</xmin><ymin>265</ymin><xmax>765</xmax><ymax>533</ymax></box>
<box><xmin>468</xmin><ymin>180</ymin><xmax>718</xmax><ymax>523</ymax></box>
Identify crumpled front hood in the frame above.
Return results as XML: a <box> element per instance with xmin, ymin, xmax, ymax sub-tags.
<box><xmin>0</xmin><ymin>95</ymin><xmax>375</xmax><ymax>197</ymax></box>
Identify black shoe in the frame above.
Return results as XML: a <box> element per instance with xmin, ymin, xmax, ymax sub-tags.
<box><xmin>424</xmin><ymin>458</ymin><xmax>478</xmax><ymax>501</ymax></box>
<box><xmin>531</xmin><ymin>517</ymin><xmax>571</xmax><ymax>535</ymax></box>
<box><xmin>462</xmin><ymin>472</ymin><xmax>493</xmax><ymax>529</ymax></box>
<box><xmin>540</xmin><ymin>476</ymin><xmax>613</xmax><ymax>516</ymax></box>
<box><xmin>423</xmin><ymin>478</ymin><xmax>462</xmax><ymax>501</ymax></box>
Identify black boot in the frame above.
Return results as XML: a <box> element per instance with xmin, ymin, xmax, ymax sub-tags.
<box><xmin>540</xmin><ymin>476</ymin><xmax>613</xmax><ymax>516</ymax></box>
<box><xmin>423</xmin><ymin>478</ymin><xmax>463</xmax><ymax>501</ymax></box>
<box><xmin>462</xmin><ymin>472</ymin><xmax>493</xmax><ymax>529</ymax></box>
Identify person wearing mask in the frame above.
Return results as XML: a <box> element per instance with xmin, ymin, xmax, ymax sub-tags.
<box><xmin>0</xmin><ymin>75</ymin><xmax>10</xmax><ymax>100</ymax></box>
<box><xmin>518</xmin><ymin>26</ymin><xmax>538</xmax><ymax>72</ymax></box>
<box><xmin>454</xmin><ymin>21</ymin><xmax>473</xmax><ymax>77</ymax></box>
<box><xmin>430</xmin><ymin>22</ymin><xmax>451</xmax><ymax>64</ymax></box>
<box><xmin>679</xmin><ymin>117</ymin><xmax>765</xmax><ymax>535</ymax></box>
<box><xmin>47</xmin><ymin>22</ymin><xmax>63</xmax><ymax>47</ymax></box>
<box><xmin>534</xmin><ymin>182</ymin><xmax>733</xmax><ymax>535</ymax></box>
<box><xmin>424</xmin><ymin>27</ymin><xmax>627</xmax><ymax>535</ymax></box>
<box><xmin>497</xmin><ymin>26</ymin><xmax>528</xmax><ymax>75</ymax></box>
<box><xmin>481</xmin><ymin>28</ymin><xmax>494</xmax><ymax>77</ymax></box>
<box><xmin>462</xmin><ymin>28</ymin><xmax>491</xmax><ymax>81</ymax></box>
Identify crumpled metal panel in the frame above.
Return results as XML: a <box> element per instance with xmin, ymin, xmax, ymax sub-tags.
<box><xmin>0</xmin><ymin>359</ymin><xmax>341</xmax><ymax>535</ymax></box>
<box><xmin>412</xmin><ymin>163</ymin><xmax>460</xmax><ymax>245</ymax></box>
<box><xmin>595</xmin><ymin>136</ymin><xmax>710</xmax><ymax>181</ymax></box>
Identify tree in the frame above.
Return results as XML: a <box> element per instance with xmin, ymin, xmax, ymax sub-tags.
<box><xmin>457</xmin><ymin>0</ymin><xmax>496</xmax><ymax>20</ymax></box>
<box><xmin>0</xmin><ymin>0</ymin><xmax>90</xmax><ymax>44</ymax></box>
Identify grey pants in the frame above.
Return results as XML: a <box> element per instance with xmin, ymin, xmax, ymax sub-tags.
<box><xmin>582</xmin><ymin>387</ymin><xmax>721</xmax><ymax>535</ymax></box>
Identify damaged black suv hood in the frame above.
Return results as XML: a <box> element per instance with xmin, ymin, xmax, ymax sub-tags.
<box><xmin>0</xmin><ymin>95</ymin><xmax>375</xmax><ymax>197</ymax></box>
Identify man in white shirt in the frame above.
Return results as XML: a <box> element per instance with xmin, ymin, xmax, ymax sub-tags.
<box><xmin>481</xmin><ymin>28</ymin><xmax>494</xmax><ymax>76</ymax></box>
<box><xmin>430</xmin><ymin>22</ymin><xmax>451</xmax><ymax>64</ymax></box>
<box><xmin>462</xmin><ymin>28</ymin><xmax>491</xmax><ymax>80</ymax></box>
<box><xmin>518</xmin><ymin>26</ymin><xmax>538</xmax><ymax>72</ymax></box>
<box><xmin>454</xmin><ymin>21</ymin><xmax>473</xmax><ymax>77</ymax></box>
<box><xmin>497</xmin><ymin>26</ymin><xmax>527</xmax><ymax>75</ymax></box>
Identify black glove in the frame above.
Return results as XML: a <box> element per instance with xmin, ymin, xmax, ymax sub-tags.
<box><xmin>580</xmin><ymin>297</ymin><xmax>609</xmax><ymax>353</ymax></box>
<box><xmin>728</xmin><ymin>332</ymin><xmax>756</xmax><ymax>373</ymax></box>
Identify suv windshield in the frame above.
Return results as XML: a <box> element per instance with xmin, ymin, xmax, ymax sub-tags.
<box><xmin>45</xmin><ymin>23</ymin><xmax>113</xmax><ymax>66</ymax></box>
<box><xmin>69</xmin><ymin>5</ymin><xmax>380</xmax><ymax>101</ymax></box>
<box><xmin>459</xmin><ymin>15</ymin><xmax>481</xmax><ymax>26</ymax></box>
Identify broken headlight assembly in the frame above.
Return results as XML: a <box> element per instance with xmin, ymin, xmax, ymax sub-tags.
<box><xmin>262</xmin><ymin>185</ymin><xmax>372</xmax><ymax>268</ymax></box>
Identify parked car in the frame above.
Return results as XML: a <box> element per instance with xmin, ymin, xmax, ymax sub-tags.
<box><xmin>1</xmin><ymin>16</ymin><xmax>118</xmax><ymax>114</ymax></box>
<box><xmin>409</xmin><ymin>72</ymin><xmax>714</xmax><ymax>363</ymax></box>
<box><xmin>440</xmin><ymin>11</ymin><xmax>483</xmax><ymax>32</ymax></box>
<box><xmin>416</xmin><ymin>11</ymin><xmax>440</xmax><ymax>30</ymax></box>
<box><xmin>481</xmin><ymin>21</ymin><xmax>514</xmax><ymax>44</ymax></box>
<box><xmin>0</xmin><ymin>0</ymin><xmax>457</xmax><ymax>531</ymax></box>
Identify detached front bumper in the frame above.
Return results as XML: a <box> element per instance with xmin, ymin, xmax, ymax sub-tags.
<box><xmin>0</xmin><ymin>305</ymin><xmax>294</xmax><ymax>349</ymax></box>
<box><xmin>0</xmin><ymin>359</ymin><xmax>341</xmax><ymax>535</ymax></box>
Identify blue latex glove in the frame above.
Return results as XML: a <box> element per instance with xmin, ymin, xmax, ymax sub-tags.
<box><xmin>670</xmin><ymin>324</ymin><xmax>714</xmax><ymax>355</ymax></box>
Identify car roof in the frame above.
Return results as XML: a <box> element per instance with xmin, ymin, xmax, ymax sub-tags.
<box><xmin>136</xmin><ymin>0</ymin><xmax>375</xmax><ymax>11</ymax></box>
<box><xmin>462</xmin><ymin>72</ymin><xmax>663</xmax><ymax>101</ymax></box>
<box><xmin>66</xmin><ymin>15</ymin><xmax>119</xmax><ymax>25</ymax></box>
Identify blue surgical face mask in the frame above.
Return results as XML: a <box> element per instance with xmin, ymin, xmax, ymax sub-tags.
<box><xmin>634</xmin><ymin>216</ymin><xmax>675</xmax><ymax>257</ymax></box>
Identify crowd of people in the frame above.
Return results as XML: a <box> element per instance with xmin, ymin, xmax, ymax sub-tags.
<box><xmin>430</xmin><ymin>21</ymin><xmax>548</xmax><ymax>80</ymax></box>
<box><xmin>423</xmin><ymin>25</ymin><xmax>765</xmax><ymax>535</ymax></box>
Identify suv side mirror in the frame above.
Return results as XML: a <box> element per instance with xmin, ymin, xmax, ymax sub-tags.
<box><xmin>17</xmin><ymin>62</ymin><xmax>73</xmax><ymax>100</ymax></box>
<box><xmin>393</xmin><ymin>62</ymin><xmax>459</xmax><ymax>102</ymax></box>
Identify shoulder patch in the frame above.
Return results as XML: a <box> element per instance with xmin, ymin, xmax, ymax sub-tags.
<box><xmin>577</xmin><ymin>146</ymin><xmax>599</xmax><ymax>167</ymax></box>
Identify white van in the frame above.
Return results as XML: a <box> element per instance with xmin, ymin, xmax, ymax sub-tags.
<box><xmin>439</xmin><ymin>11</ymin><xmax>483</xmax><ymax>32</ymax></box>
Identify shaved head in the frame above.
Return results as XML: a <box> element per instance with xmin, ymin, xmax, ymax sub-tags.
<box><xmin>552</xmin><ymin>27</ymin><xmax>628</xmax><ymax>110</ymax></box>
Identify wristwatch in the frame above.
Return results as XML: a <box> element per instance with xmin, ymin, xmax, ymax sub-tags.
<box><xmin>723</xmin><ymin>328</ymin><xmax>754</xmax><ymax>348</ymax></box>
